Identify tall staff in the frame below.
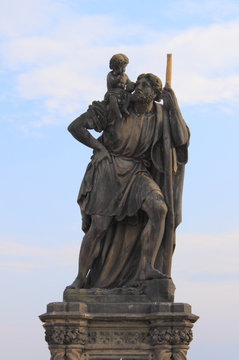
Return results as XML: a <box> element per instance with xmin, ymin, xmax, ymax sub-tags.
<box><xmin>165</xmin><ymin>53</ymin><xmax>172</xmax><ymax>88</ymax></box>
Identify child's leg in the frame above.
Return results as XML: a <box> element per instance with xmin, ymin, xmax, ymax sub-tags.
<box><xmin>109</xmin><ymin>95</ymin><xmax>122</xmax><ymax>119</ymax></box>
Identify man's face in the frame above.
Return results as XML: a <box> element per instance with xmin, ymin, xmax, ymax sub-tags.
<box><xmin>133</xmin><ymin>78</ymin><xmax>156</xmax><ymax>103</ymax></box>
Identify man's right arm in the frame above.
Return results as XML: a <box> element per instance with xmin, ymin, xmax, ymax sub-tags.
<box><xmin>68</xmin><ymin>112</ymin><xmax>103</xmax><ymax>150</ymax></box>
<box><xmin>68</xmin><ymin>112</ymin><xmax>112</xmax><ymax>164</ymax></box>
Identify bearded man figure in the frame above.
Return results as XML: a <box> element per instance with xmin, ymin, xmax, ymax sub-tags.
<box><xmin>67</xmin><ymin>73</ymin><xmax>190</xmax><ymax>289</ymax></box>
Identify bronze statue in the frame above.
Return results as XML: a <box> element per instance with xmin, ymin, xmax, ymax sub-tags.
<box><xmin>68</xmin><ymin>55</ymin><xmax>189</xmax><ymax>289</ymax></box>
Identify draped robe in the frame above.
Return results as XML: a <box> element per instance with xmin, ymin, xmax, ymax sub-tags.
<box><xmin>77</xmin><ymin>97</ymin><xmax>189</xmax><ymax>288</ymax></box>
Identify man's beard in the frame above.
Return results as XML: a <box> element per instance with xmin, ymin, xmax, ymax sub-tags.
<box><xmin>131</xmin><ymin>91</ymin><xmax>155</xmax><ymax>104</ymax></box>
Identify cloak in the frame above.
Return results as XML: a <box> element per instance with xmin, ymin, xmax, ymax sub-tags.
<box><xmin>78</xmin><ymin>95</ymin><xmax>189</xmax><ymax>288</ymax></box>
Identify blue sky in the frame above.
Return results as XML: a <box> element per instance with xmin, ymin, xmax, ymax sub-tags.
<box><xmin>1</xmin><ymin>0</ymin><xmax>239</xmax><ymax>359</ymax></box>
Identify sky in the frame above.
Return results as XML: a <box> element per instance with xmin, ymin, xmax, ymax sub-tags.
<box><xmin>1</xmin><ymin>0</ymin><xmax>239</xmax><ymax>358</ymax></box>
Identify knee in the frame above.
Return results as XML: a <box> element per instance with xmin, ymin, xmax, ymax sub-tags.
<box><xmin>145</xmin><ymin>193</ymin><xmax>168</xmax><ymax>222</ymax></box>
<box><xmin>159</xmin><ymin>199</ymin><xmax>168</xmax><ymax>217</ymax></box>
<box><xmin>154</xmin><ymin>199</ymin><xmax>168</xmax><ymax>220</ymax></box>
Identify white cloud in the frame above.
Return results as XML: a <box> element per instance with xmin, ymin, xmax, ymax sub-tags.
<box><xmin>173</xmin><ymin>232</ymin><xmax>239</xmax><ymax>345</ymax></box>
<box><xmin>1</xmin><ymin>1</ymin><xmax>239</xmax><ymax>129</ymax></box>
<box><xmin>174</xmin><ymin>232</ymin><xmax>239</xmax><ymax>278</ymax></box>
<box><xmin>1</xmin><ymin>232</ymin><xmax>239</xmax><ymax>279</ymax></box>
<box><xmin>0</xmin><ymin>261</ymin><xmax>39</xmax><ymax>272</ymax></box>
<box><xmin>168</xmin><ymin>0</ymin><xmax>239</xmax><ymax>22</ymax></box>
<box><xmin>0</xmin><ymin>0</ymin><xmax>58</xmax><ymax>38</ymax></box>
<box><xmin>1</xmin><ymin>232</ymin><xmax>239</xmax><ymax>351</ymax></box>
<box><xmin>175</xmin><ymin>279</ymin><xmax>239</xmax><ymax>344</ymax></box>
<box><xmin>0</xmin><ymin>240</ymin><xmax>78</xmax><ymax>272</ymax></box>
<box><xmin>125</xmin><ymin>21</ymin><xmax>239</xmax><ymax>104</ymax></box>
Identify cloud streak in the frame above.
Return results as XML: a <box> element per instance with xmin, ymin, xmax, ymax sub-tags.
<box><xmin>1</xmin><ymin>1</ymin><xmax>239</xmax><ymax>131</ymax></box>
<box><xmin>174</xmin><ymin>232</ymin><xmax>239</xmax><ymax>279</ymax></box>
<box><xmin>0</xmin><ymin>240</ymin><xmax>78</xmax><ymax>272</ymax></box>
<box><xmin>1</xmin><ymin>232</ymin><xmax>239</xmax><ymax>278</ymax></box>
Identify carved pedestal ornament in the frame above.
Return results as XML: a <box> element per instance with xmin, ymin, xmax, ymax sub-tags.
<box><xmin>151</xmin><ymin>327</ymin><xmax>193</xmax><ymax>360</ymax></box>
<box><xmin>40</xmin><ymin>301</ymin><xmax>198</xmax><ymax>359</ymax></box>
<box><xmin>150</xmin><ymin>328</ymin><xmax>193</xmax><ymax>346</ymax></box>
<box><xmin>49</xmin><ymin>347</ymin><xmax>83</xmax><ymax>360</ymax></box>
<box><xmin>40</xmin><ymin>53</ymin><xmax>199</xmax><ymax>359</ymax></box>
<box><xmin>49</xmin><ymin>348</ymin><xmax>66</xmax><ymax>360</ymax></box>
<box><xmin>45</xmin><ymin>326</ymin><xmax>87</xmax><ymax>346</ymax></box>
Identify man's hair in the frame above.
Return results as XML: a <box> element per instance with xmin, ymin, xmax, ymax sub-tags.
<box><xmin>137</xmin><ymin>73</ymin><xmax>162</xmax><ymax>101</ymax></box>
<box><xmin>109</xmin><ymin>54</ymin><xmax>129</xmax><ymax>70</ymax></box>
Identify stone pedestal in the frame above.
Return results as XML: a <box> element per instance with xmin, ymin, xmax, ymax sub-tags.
<box><xmin>40</xmin><ymin>280</ymin><xmax>198</xmax><ymax>360</ymax></box>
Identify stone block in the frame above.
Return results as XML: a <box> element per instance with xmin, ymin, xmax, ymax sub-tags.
<box><xmin>40</xmin><ymin>296</ymin><xmax>198</xmax><ymax>360</ymax></box>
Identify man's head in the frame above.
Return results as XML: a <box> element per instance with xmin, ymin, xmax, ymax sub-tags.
<box><xmin>133</xmin><ymin>73</ymin><xmax>162</xmax><ymax>103</ymax></box>
<box><xmin>109</xmin><ymin>53</ymin><xmax>129</xmax><ymax>74</ymax></box>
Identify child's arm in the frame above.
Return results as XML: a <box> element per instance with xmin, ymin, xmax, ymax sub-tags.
<box><xmin>107</xmin><ymin>72</ymin><xmax>121</xmax><ymax>89</ymax></box>
<box><xmin>125</xmin><ymin>75</ymin><xmax>135</xmax><ymax>92</ymax></box>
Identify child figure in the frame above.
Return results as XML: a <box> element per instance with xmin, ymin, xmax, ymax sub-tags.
<box><xmin>104</xmin><ymin>53</ymin><xmax>135</xmax><ymax>120</ymax></box>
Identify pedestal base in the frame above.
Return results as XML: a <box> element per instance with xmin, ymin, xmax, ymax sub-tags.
<box><xmin>40</xmin><ymin>283</ymin><xmax>198</xmax><ymax>360</ymax></box>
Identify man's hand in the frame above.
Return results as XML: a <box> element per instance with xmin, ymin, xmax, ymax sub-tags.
<box><xmin>91</xmin><ymin>147</ymin><xmax>112</xmax><ymax>166</ymax></box>
<box><xmin>162</xmin><ymin>84</ymin><xmax>174</xmax><ymax>109</ymax></box>
<box><xmin>126</xmin><ymin>82</ymin><xmax>136</xmax><ymax>93</ymax></box>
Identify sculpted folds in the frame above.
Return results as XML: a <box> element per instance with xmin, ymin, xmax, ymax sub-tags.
<box><xmin>67</xmin><ymin>59</ymin><xmax>190</xmax><ymax>289</ymax></box>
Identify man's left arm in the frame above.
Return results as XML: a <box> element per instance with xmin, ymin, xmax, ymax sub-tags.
<box><xmin>162</xmin><ymin>85</ymin><xmax>189</xmax><ymax>147</ymax></box>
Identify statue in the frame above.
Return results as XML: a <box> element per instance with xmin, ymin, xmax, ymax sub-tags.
<box><xmin>104</xmin><ymin>53</ymin><xmax>135</xmax><ymax>120</ymax></box>
<box><xmin>40</xmin><ymin>55</ymin><xmax>198</xmax><ymax>360</ymax></box>
<box><xmin>67</xmin><ymin>54</ymin><xmax>190</xmax><ymax>289</ymax></box>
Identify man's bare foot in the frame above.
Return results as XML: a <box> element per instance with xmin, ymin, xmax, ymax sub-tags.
<box><xmin>132</xmin><ymin>265</ymin><xmax>171</xmax><ymax>282</ymax></box>
<box><xmin>65</xmin><ymin>276</ymin><xmax>85</xmax><ymax>289</ymax></box>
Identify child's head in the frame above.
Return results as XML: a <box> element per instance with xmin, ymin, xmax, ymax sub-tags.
<box><xmin>109</xmin><ymin>54</ymin><xmax>129</xmax><ymax>74</ymax></box>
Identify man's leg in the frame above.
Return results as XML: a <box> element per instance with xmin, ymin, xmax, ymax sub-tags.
<box><xmin>69</xmin><ymin>215</ymin><xmax>112</xmax><ymax>288</ymax></box>
<box><xmin>136</xmin><ymin>191</ymin><xmax>168</xmax><ymax>280</ymax></box>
